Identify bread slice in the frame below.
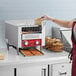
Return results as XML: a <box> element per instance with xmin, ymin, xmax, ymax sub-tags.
<box><xmin>0</xmin><ymin>54</ymin><xmax>4</xmax><ymax>60</ymax></box>
<box><xmin>20</xmin><ymin>50</ymin><xmax>33</xmax><ymax>56</ymax></box>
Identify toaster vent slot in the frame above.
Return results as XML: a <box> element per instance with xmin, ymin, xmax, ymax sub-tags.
<box><xmin>22</xmin><ymin>26</ymin><xmax>42</xmax><ymax>33</ymax></box>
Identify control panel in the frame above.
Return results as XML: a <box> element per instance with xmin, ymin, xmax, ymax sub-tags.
<box><xmin>22</xmin><ymin>39</ymin><xmax>41</xmax><ymax>47</ymax></box>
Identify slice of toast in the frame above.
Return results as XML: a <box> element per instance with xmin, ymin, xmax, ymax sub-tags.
<box><xmin>0</xmin><ymin>54</ymin><xmax>4</xmax><ymax>60</ymax></box>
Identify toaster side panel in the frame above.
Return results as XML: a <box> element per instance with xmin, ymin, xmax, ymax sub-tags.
<box><xmin>5</xmin><ymin>23</ymin><xmax>18</xmax><ymax>47</ymax></box>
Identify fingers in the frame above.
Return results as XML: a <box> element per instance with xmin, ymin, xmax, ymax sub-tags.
<box><xmin>39</xmin><ymin>16</ymin><xmax>45</xmax><ymax>20</ymax></box>
<box><xmin>40</xmin><ymin>15</ymin><xmax>50</xmax><ymax>20</ymax></box>
<box><xmin>34</xmin><ymin>17</ymin><xmax>43</xmax><ymax>25</ymax></box>
<box><xmin>39</xmin><ymin>15</ymin><xmax>47</xmax><ymax>21</ymax></box>
<box><xmin>34</xmin><ymin>15</ymin><xmax>51</xmax><ymax>24</ymax></box>
<box><xmin>40</xmin><ymin>16</ymin><xmax>45</xmax><ymax>19</ymax></box>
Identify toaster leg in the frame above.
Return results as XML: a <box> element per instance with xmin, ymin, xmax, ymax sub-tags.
<box><xmin>17</xmin><ymin>48</ymin><xmax>19</xmax><ymax>55</ymax></box>
<box><xmin>6</xmin><ymin>42</ymin><xmax>19</xmax><ymax>55</ymax></box>
<box><xmin>6</xmin><ymin>43</ymin><xmax>9</xmax><ymax>51</ymax></box>
<box><xmin>12</xmin><ymin>46</ymin><xmax>19</xmax><ymax>55</ymax></box>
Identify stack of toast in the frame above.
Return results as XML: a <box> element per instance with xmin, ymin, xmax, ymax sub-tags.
<box><xmin>43</xmin><ymin>36</ymin><xmax>63</xmax><ymax>52</ymax></box>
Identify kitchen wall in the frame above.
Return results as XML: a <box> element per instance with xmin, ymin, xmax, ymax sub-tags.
<box><xmin>0</xmin><ymin>0</ymin><xmax>76</xmax><ymax>48</ymax></box>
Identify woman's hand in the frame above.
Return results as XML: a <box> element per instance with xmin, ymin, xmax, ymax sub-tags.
<box><xmin>40</xmin><ymin>15</ymin><xmax>54</xmax><ymax>21</ymax></box>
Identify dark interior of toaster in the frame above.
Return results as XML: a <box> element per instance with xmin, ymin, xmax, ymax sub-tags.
<box><xmin>22</xmin><ymin>25</ymin><xmax>42</xmax><ymax>33</ymax></box>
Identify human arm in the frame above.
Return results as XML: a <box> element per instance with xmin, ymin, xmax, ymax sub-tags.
<box><xmin>40</xmin><ymin>15</ymin><xmax>75</xmax><ymax>28</ymax></box>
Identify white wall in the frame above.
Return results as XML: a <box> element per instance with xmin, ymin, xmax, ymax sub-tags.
<box><xmin>0</xmin><ymin>0</ymin><xmax>76</xmax><ymax>48</ymax></box>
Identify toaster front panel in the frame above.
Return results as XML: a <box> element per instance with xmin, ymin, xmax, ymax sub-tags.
<box><xmin>21</xmin><ymin>39</ymin><xmax>41</xmax><ymax>47</ymax></box>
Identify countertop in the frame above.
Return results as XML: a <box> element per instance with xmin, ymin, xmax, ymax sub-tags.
<box><xmin>0</xmin><ymin>48</ymin><xmax>70</xmax><ymax>67</ymax></box>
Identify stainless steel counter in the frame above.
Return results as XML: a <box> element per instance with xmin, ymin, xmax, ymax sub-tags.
<box><xmin>0</xmin><ymin>48</ymin><xmax>69</xmax><ymax>67</ymax></box>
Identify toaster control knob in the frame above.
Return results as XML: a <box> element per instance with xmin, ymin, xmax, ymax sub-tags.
<box><xmin>24</xmin><ymin>41</ymin><xmax>28</xmax><ymax>45</ymax></box>
<box><xmin>35</xmin><ymin>41</ymin><xmax>39</xmax><ymax>44</ymax></box>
